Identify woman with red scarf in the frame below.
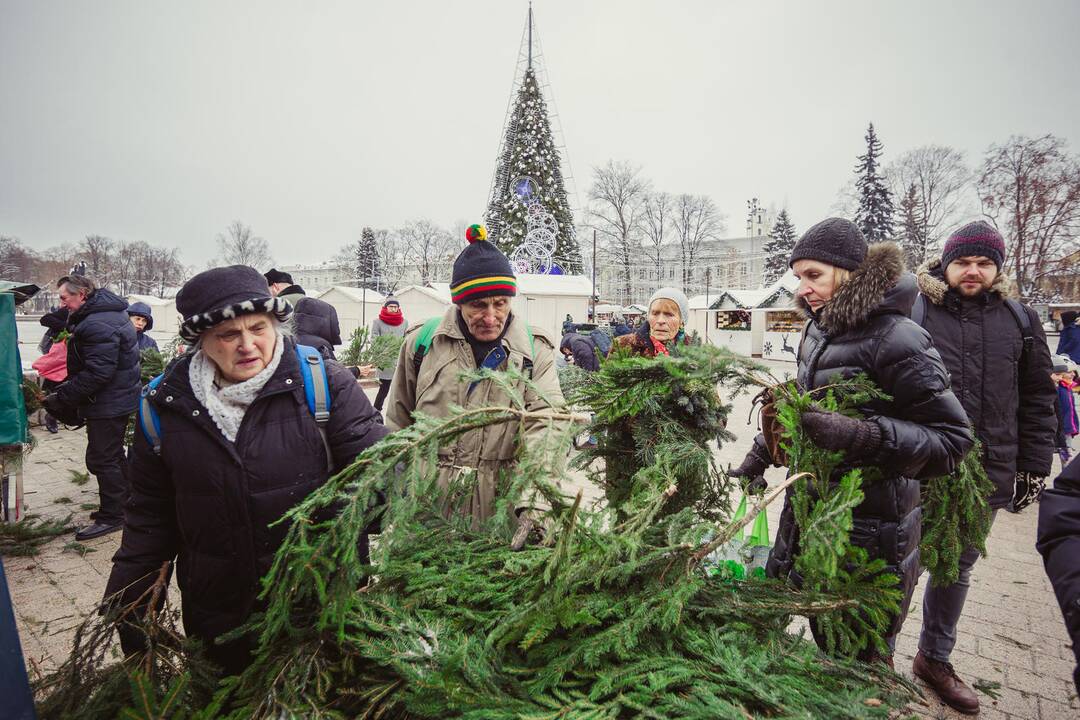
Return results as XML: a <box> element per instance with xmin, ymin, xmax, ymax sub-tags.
<box><xmin>370</xmin><ymin>297</ymin><xmax>407</xmax><ymax>412</ymax></box>
<box><xmin>615</xmin><ymin>287</ymin><xmax>691</xmax><ymax>357</ymax></box>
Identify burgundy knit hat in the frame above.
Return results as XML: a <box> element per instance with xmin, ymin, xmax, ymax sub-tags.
<box><xmin>941</xmin><ymin>221</ymin><xmax>1006</xmax><ymax>270</ymax></box>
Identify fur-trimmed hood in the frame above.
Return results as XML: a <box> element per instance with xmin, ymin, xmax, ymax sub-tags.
<box><xmin>796</xmin><ymin>242</ymin><xmax>914</xmax><ymax>336</ymax></box>
<box><xmin>915</xmin><ymin>258</ymin><xmax>1014</xmax><ymax>306</ymax></box>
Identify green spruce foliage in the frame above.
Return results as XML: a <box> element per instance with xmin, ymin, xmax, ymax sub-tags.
<box><xmin>854</xmin><ymin>123</ymin><xmax>895</xmax><ymax>241</ymax></box>
<box><xmin>920</xmin><ymin>437</ymin><xmax>994</xmax><ymax>587</ymax></box>
<box><xmin>485</xmin><ymin>67</ymin><xmax>582</xmax><ymax>274</ymax></box>
<box><xmin>37</xmin><ymin>348</ymin><xmax>918</xmax><ymax>719</ymax></box>
<box><xmin>337</xmin><ymin>326</ymin><xmax>403</xmax><ymax>371</ymax></box>
<box><xmin>769</xmin><ymin>374</ymin><xmax>902</xmax><ymax>657</ymax></box>
<box><xmin>761</xmin><ymin>210</ymin><xmax>798</xmax><ymax>286</ymax></box>
<box><xmin>356</xmin><ymin>227</ymin><xmax>382</xmax><ymax>290</ymax></box>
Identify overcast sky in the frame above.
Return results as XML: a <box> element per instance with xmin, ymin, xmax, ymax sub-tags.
<box><xmin>2</xmin><ymin>0</ymin><xmax>1079</xmax><ymax>268</ymax></box>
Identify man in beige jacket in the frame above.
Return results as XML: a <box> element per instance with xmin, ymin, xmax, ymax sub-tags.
<box><xmin>384</xmin><ymin>225</ymin><xmax>568</xmax><ymax>525</ymax></box>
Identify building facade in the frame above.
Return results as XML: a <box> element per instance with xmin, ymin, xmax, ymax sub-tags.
<box><xmin>594</xmin><ymin>233</ymin><xmax>773</xmax><ymax>307</ymax></box>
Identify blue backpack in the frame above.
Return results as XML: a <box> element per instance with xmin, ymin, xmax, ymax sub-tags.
<box><xmin>138</xmin><ymin>344</ymin><xmax>333</xmax><ymax>467</ymax></box>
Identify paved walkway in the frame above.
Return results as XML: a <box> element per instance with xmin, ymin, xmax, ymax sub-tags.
<box><xmin>6</xmin><ymin>375</ymin><xmax>1078</xmax><ymax>718</ymax></box>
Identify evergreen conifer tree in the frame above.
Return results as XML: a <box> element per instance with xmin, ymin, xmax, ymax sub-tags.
<box><xmin>761</xmin><ymin>210</ymin><xmax>797</xmax><ymax>285</ymax></box>
<box><xmin>854</xmin><ymin>123</ymin><xmax>895</xmax><ymax>241</ymax></box>
<box><xmin>355</xmin><ymin>227</ymin><xmax>381</xmax><ymax>290</ymax></box>
<box><xmin>896</xmin><ymin>184</ymin><xmax>928</xmax><ymax>268</ymax></box>
<box><xmin>485</xmin><ymin>68</ymin><xmax>582</xmax><ymax>274</ymax></box>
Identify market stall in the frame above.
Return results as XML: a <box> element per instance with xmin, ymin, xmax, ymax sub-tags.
<box><xmin>761</xmin><ymin>309</ymin><xmax>803</xmax><ymax>362</ymax></box>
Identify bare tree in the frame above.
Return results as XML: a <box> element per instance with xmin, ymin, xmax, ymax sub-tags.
<box><xmin>0</xmin><ymin>236</ymin><xmax>37</xmax><ymax>280</ymax></box>
<box><xmin>399</xmin><ymin>220</ymin><xmax>455</xmax><ymax>286</ymax></box>
<box><xmin>216</xmin><ymin>220</ymin><xmax>273</xmax><ymax>270</ymax></box>
<box><xmin>639</xmin><ymin>192</ymin><xmax>673</xmax><ymax>287</ymax></box>
<box><xmin>979</xmin><ymin>134</ymin><xmax>1080</xmax><ymax>298</ymax></box>
<box><xmin>671</xmin><ymin>194</ymin><xmax>725</xmax><ymax>293</ymax></box>
<box><xmin>80</xmin><ymin>235</ymin><xmax>114</xmax><ymax>285</ymax></box>
<box><xmin>587</xmin><ymin>160</ymin><xmax>649</xmax><ymax>304</ymax></box>
<box><xmin>886</xmin><ymin>145</ymin><xmax>972</xmax><ymax>264</ymax></box>
<box><xmin>375</xmin><ymin>229</ymin><xmax>409</xmax><ymax>293</ymax></box>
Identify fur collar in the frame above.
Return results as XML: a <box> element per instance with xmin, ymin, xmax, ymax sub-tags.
<box><xmin>796</xmin><ymin>242</ymin><xmax>907</xmax><ymax>336</ymax></box>
<box><xmin>915</xmin><ymin>258</ymin><xmax>1014</xmax><ymax>306</ymax></box>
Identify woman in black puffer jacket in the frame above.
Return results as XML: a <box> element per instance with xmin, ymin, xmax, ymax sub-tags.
<box><xmin>732</xmin><ymin>218</ymin><xmax>972</xmax><ymax>663</ymax></box>
<box><xmin>104</xmin><ymin>266</ymin><xmax>388</xmax><ymax>674</ymax></box>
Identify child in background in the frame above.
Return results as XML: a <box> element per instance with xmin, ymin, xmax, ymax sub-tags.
<box><xmin>1052</xmin><ymin>355</ymin><xmax>1079</xmax><ymax>464</ymax></box>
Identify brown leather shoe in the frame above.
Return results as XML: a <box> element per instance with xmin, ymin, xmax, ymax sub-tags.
<box><xmin>912</xmin><ymin>650</ymin><xmax>979</xmax><ymax>715</ymax></box>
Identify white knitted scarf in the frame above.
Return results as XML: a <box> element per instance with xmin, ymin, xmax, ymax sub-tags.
<box><xmin>188</xmin><ymin>336</ymin><xmax>285</xmax><ymax>443</ymax></box>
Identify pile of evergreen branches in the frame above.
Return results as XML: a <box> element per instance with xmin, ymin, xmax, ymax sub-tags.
<box><xmin>36</xmin><ymin>347</ymin><xmax>917</xmax><ymax>719</ymax></box>
<box><xmin>338</xmin><ymin>326</ymin><xmax>404</xmax><ymax>371</ymax></box>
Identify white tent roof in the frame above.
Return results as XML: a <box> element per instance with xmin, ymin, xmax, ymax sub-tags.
<box><xmin>594</xmin><ymin>303</ymin><xmax>624</xmax><ymax>313</ymax></box>
<box><xmin>396</xmin><ymin>284</ymin><xmax>451</xmax><ymax>303</ymax></box>
<box><xmin>126</xmin><ymin>293</ymin><xmax>174</xmax><ymax>306</ymax></box>
<box><xmin>688</xmin><ymin>289</ymin><xmax>770</xmax><ymax>310</ymax></box>
<box><xmin>316</xmin><ymin>286</ymin><xmax>386</xmax><ymax>304</ymax></box>
<box><xmin>516</xmin><ymin>273</ymin><xmax>593</xmax><ymax>297</ymax></box>
<box><xmin>427</xmin><ymin>282</ymin><xmax>452</xmax><ymax>297</ymax></box>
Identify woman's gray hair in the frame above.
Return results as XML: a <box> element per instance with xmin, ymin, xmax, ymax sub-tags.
<box><xmin>57</xmin><ymin>274</ymin><xmax>95</xmax><ymax>297</ymax></box>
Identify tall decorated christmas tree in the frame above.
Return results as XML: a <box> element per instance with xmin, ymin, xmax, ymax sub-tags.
<box><xmin>484</xmin><ymin>7</ymin><xmax>582</xmax><ymax>274</ymax></box>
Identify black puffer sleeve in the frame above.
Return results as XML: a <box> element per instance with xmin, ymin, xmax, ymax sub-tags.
<box><xmin>1036</xmin><ymin>459</ymin><xmax>1080</xmax><ymax>694</ymax></box>
<box><xmin>867</xmin><ymin>318</ymin><xmax>973</xmax><ymax>479</ymax></box>
<box><xmin>1016</xmin><ymin>306</ymin><xmax>1057</xmax><ymax>477</ymax></box>
<box><xmin>324</xmin><ymin>359</ymin><xmax>389</xmax><ymax>471</ymax></box>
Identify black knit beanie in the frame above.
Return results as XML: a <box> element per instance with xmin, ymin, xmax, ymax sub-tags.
<box><xmin>788</xmin><ymin>218</ymin><xmax>868</xmax><ymax>270</ymax></box>
<box><xmin>264</xmin><ymin>268</ymin><xmax>293</xmax><ymax>285</ymax></box>
<box><xmin>177</xmin><ymin>265</ymin><xmax>292</xmax><ymax>342</ymax></box>
<box><xmin>450</xmin><ymin>224</ymin><xmax>517</xmax><ymax>304</ymax></box>
<box><xmin>941</xmin><ymin>220</ymin><xmax>1006</xmax><ymax>270</ymax></box>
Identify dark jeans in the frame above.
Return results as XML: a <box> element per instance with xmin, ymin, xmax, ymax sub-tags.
<box><xmin>918</xmin><ymin>510</ymin><xmax>998</xmax><ymax>662</ymax></box>
<box><xmin>85</xmin><ymin>415</ymin><xmax>130</xmax><ymax>525</ymax></box>
<box><xmin>373</xmin><ymin>379</ymin><xmax>392</xmax><ymax>412</ymax></box>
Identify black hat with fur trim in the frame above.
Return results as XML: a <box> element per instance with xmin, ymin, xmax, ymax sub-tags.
<box><xmin>177</xmin><ymin>265</ymin><xmax>292</xmax><ymax>342</ymax></box>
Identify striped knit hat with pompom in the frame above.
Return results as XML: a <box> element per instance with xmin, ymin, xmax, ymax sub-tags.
<box><xmin>449</xmin><ymin>224</ymin><xmax>517</xmax><ymax>304</ymax></box>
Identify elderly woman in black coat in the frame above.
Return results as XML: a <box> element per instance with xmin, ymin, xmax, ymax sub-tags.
<box><xmin>732</xmin><ymin>218</ymin><xmax>973</xmax><ymax>664</ymax></box>
<box><xmin>104</xmin><ymin>265</ymin><xmax>387</xmax><ymax>673</ymax></box>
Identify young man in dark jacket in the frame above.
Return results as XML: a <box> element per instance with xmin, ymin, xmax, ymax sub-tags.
<box><xmin>265</xmin><ymin>268</ymin><xmax>342</xmax><ymax>359</ymax></box>
<box><xmin>911</xmin><ymin>220</ymin><xmax>1057</xmax><ymax>714</ymax></box>
<box><xmin>43</xmin><ymin>275</ymin><xmax>141</xmax><ymax>540</ymax></box>
<box><xmin>126</xmin><ymin>301</ymin><xmax>159</xmax><ymax>351</ymax></box>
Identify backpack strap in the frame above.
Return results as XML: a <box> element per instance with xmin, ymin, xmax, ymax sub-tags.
<box><xmin>910</xmin><ymin>293</ymin><xmax>927</xmax><ymax>326</ymax></box>
<box><xmin>1004</xmin><ymin>298</ymin><xmax>1034</xmax><ymax>368</ymax></box>
<box><xmin>411</xmin><ymin>316</ymin><xmax>443</xmax><ymax>376</ymax></box>
<box><xmin>295</xmin><ymin>344</ymin><xmax>333</xmax><ymax>470</ymax></box>
<box><xmin>139</xmin><ymin>374</ymin><xmax>165</xmax><ymax>455</ymax></box>
<box><xmin>412</xmin><ymin>315</ymin><xmax>536</xmax><ymax>379</ymax></box>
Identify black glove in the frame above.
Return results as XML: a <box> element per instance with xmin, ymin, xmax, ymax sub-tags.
<box><xmin>41</xmin><ymin>392</ymin><xmax>82</xmax><ymax>427</ymax></box>
<box><xmin>731</xmin><ymin>449</ymin><xmax>768</xmax><ymax>483</ymax></box>
<box><xmin>1007</xmin><ymin>471</ymin><xmax>1046</xmax><ymax>513</ymax></box>
<box><xmin>800</xmin><ymin>409</ymin><xmax>882</xmax><ymax>460</ymax></box>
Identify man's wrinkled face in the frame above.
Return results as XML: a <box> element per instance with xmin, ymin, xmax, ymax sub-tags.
<box><xmin>58</xmin><ymin>287</ymin><xmax>87</xmax><ymax>312</ymax></box>
<box><xmin>130</xmin><ymin>315</ymin><xmax>148</xmax><ymax>332</ymax></box>
<box><xmin>200</xmin><ymin>313</ymin><xmax>277</xmax><ymax>383</ymax></box>
<box><xmin>459</xmin><ymin>296</ymin><xmax>511</xmax><ymax>341</ymax></box>
<box><xmin>945</xmin><ymin>256</ymin><xmax>998</xmax><ymax>297</ymax></box>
